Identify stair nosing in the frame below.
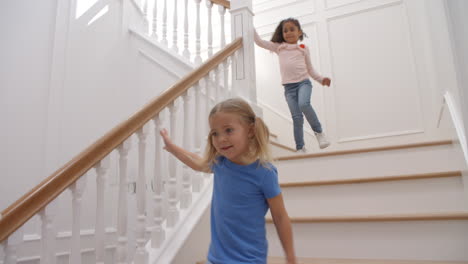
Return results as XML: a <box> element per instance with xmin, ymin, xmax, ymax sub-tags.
<box><xmin>279</xmin><ymin>170</ymin><xmax>462</xmax><ymax>188</ymax></box>
<box><xmin>266</xmin><ymin>211</ymin><xmax>468</xmax><ymax>223</ymax></box>
<box><xmin>275</xmin><ymin>140</ymin><xmax>453</xmax><ymax>161</ymax></box>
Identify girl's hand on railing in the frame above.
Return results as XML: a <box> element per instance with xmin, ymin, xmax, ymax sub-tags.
<box><xmin>322</xmin><ymin>77</ymin><xmax>331</xmax><ymax>86</ymax></box>
<box><xmin>160</xmin><ymin>128</ymin><xmax>175</xmax><ymax>153</ymax></box>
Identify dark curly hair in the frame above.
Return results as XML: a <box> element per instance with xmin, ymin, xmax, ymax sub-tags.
<box><xmin>270</xmin><ymin>18</ymin><xmax>307</xmax><ymax>43</ymax></box>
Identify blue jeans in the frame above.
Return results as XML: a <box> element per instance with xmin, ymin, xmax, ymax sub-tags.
<box><xmin>284</xmin><ymin>79</ymin><xmax>322</xmax><ymax>150</ymax></box>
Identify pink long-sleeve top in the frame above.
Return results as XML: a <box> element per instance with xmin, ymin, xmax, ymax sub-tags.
<box><xmin>254</xmin><ymin>30</ymin><xmax>324</xmax><ymax>85</ymax></box>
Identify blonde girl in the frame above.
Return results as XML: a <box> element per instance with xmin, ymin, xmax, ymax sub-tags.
<box><xmin>160</xmin><ymin>98</ymin><xmax>297</xmax><ymax>264</ymax></box>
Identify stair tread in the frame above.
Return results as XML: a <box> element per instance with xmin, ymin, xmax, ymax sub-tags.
<box><xmin>268</xmin><ymin>257</ymin><xmax>468</xmax><ymax>264</ymax></box>
<box><xmin>275</xmin><ymin>140</ymin><xmax>452</xmax><ymax>161</ymax></box>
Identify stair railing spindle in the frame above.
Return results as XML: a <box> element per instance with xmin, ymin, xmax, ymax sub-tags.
<box><xmin>194</xmin><ymin>0</ymin><xmax>202</xmax><ymax>64</ymax></box>
<box><xmin>151</xmin><ymin>114</ymin><xmax>166</xmax><ymax>248</ymax></box>
<box><xmin>94</xmin><ymin>157</ymin><xmax>110</xmax><ymax>264</ymax></box>
<box><xmin>116</xmin><ymin>139</ymin><xmax>131</xmax><ymax>264</ymax></box>
<box><xmin>167</xmin><ymin>102</ymin><xmax>180</xmax><ymax>227</ymax></box>
<box><xmin>206</xmin><ymin>0</ymin><xmax>213</xmax><ymax>58</ymax></box>
<box><xmin>70</xmin><ymin>176</ymin><xmax>87</xmax><ymax>264</ymax></box>
<box><xmin>172</xmin><ymin>0</ymin><xmax>179</xmax><ymax>53</ymax></box>
<box><xmin>152</xmin><ymin>0</ymin><xmax>158</xmax><ymax>39</ymax></box>
<box><xmin>135</xmin><ymin>126</ymin><xmax>149</xmax><ymax>264</ymax></box>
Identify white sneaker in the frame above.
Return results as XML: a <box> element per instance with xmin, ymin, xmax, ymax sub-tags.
<box><xmin>315</xmin><ymin>132</ymin><xmax>330</xmax><ymax>149</ymax></box>
<box><xmin>296</xmin><ymin>146</ymin><xmax>307</xmax><ymax>153</ymax></box>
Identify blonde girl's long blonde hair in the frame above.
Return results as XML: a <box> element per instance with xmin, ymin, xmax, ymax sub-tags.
<box><xmin>203</xmin><ymin>98</ymin><xmax>272</xmax><ymax>168</ymax></box>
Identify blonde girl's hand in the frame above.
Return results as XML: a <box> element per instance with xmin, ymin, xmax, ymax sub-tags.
<box><xmin>159</xmin><ymin>128</ymin><xmax>174</xmax><ymax>153</ymax></box>
<box><xmin>322</xmin><ymin>77</ymin><xmax>331</xmax><ymax>86</ymax></box>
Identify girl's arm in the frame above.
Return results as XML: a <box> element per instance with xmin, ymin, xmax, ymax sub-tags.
<box><xmin>160</xmin><ymin>129</ymin><xmax>211</xmax><ymax>173</ymax></box>
<box><xmin>268</xmin><ymin>193</ymin><xmax>297</xmax><ymax>264</ymax></box>
<box><xmin>304</xmin><ymin>46</ymin><xmax>327</xmax><ymax>84</ymax></box>
<box><xmin>253</xmin><ymin>29</ymin><xmax>280</xmax><ymax>52</ymax></box>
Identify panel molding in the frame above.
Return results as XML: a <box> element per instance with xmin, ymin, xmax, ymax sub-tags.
<box><xmin>325</xmin><ymin>0</ymin><xmax>425</xmax><ymax>142</ymax></box>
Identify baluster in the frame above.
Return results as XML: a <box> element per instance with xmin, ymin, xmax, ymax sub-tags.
<box><xmin>5</xmin><ymin>227</ymin><xmax>23</xmax><ymax>264</ymax></box>
<box><xmin>192</xmin><ymin>83</ymin><xmax>203</xmax><ymax>192</ymax></box>
<box><xmin>194</xmin><ymin>0</ymin><xmax>202</xmax><ymax>64</ymax></box>
<box><xmin>180</xmin><ymin>92</ymin><xmax>193</xmax><ymax>209</ymax></box>
<box><xmin>117</xmin><ymin>139</ymin><xmax>131</xmax><ymax>264</ymax></box>
<box><xmin>152</xmin><ymin>0</ymin><xmax>158</xmax><ymax>39</ymax></box>
<box><xmin>135</xmin><ymin>125</ymin><xmax>149</xmax><ymax>263</ymax></box>
<box><xmin>40</xmin><ymin>201</ymin><xmax>57</xmax><ymax>264</ymax></box>
<box><xmin>214</xmin><ymin>65</ymin><xmax>220</xmax><ymax>103</ymax></box>
<box><xmin>219</xmin><ymin>5</ymin><xmax>229</xmax><ymax>99</ymax></box>
<box><xmin>205</xmin><ymin>75</ymin><xmax>212</xmax><ymax>113</ymax></box>
<box><xmin>167</xmin><ymin>102</ymin><xmax>180</xmax><ymax>227</ymax></box>
<box><xmin>206</xmin><ymin>0</ymin><xmax>213</xmax><ymax>58</ymax></box>
<box><xmin>151</xmin><ymin>114</ymin><xmax>165</xmax><ymax>248</ymax></box>
<box><xmin>143</xmin><ymin>0</ymin><xmax>149</xmax><ymax>33</ymax></box>
<box><xmin>94</xmin><ymin>157</ymin><xmax>110</xmax><ymax>264</ymax></box>
<box><xmin>70</xmin><ymin>176</ymin><xmax>87</xmax><ymax>264</ymax></box>
<box><xmin>162</xmin><ymin>0</ymin><xmax>168</xmax><ymax>46</ymax></box>
<box><xmin>172</xmin><ymin>0</ymin><xmax>179</xmax><ymax>53</ymax></box>
<box><xmin>0</xmin><ymin>239</ymin><xmax>4</xmax><ymax>264</ymax></box>
<box><xmin>183</xmin><ymin>0</ymin><xmax>190</xmax><ymax>59</ymax></box>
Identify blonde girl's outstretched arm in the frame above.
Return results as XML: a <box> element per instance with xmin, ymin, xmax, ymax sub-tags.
<box><xmin>268</xmin><ymin>193</ymin><xmax>297</xmax><ymax>264</ymax></box>
<box><xmin>160</xmin><ymin>128</ymin><xmax>211</xmax><ymax>173</ymax></box>
<box><xmin>253</xmin><ymin>29</ymin><xmax>280</xmax><ymax>52</ymax></box>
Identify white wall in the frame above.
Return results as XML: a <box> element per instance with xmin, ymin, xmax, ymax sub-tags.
<box><xmin>0</xmin><ymin>0</ymin><xmax>180</xmax><ymax>253</ymax></box>
<box><xmin>253</xmin><ymin>0</ymin><xmax>455</xmax><ymax>151</ymax></box>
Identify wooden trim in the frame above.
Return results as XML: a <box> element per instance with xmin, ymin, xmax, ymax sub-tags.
<box><xmin>280</xmin><ymin>171</ymin><xmax>462</xmax><ymax>188</ymax></box>
<box><xmin>276</xmin><ymin>140</ymin><xmax>453</xmax><ymax>161</ymax></box>
<box><xmin>0</xmin><ymin>37</ymin><xmax>243</xmax><ymax>243</ymax></box>
<box><xmin>211</xmin><ymin>0</ymin><xmax>230</xmax><ymax>9</ymax></box>
<box><xmin>270</xmin><ymin>140</ymin><xmax>296</xmax><ymax>152</ymax></box>
<box><xmin>266</xmin><ymin>212</ymin><xmax>468</xmax><ymax>223</ymax></box>
<box><xmin>267</xmin><ymin>257</ymin><xmax>468</xmax><ymax>264</ymax></box>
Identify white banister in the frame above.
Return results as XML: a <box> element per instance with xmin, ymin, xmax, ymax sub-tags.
<box><xmin>167</xmin><ymin>102</ymin><xmax>180</xmax><ymax>227</ymax></box>
<box><xmin>117</xmin><ymin>139</ymin><xmax>132</xmax><ymax>264</ymax></box>
<box><xmin>192</xmin><ymin>82</ymin><xmax>203</xmax><ymax>192</ymax></box>
<box><xmin>142</xmin><ymin>0</ymin><xmax>149</xmax><ymax>33</ymax></box>
<box><xmin>194</xmin><ymin>0</ymin><xmax>202</xmax><ymax>65</ymax></box>
<box><xmin>135</xmin><ymin>125</ymin><xmax>150</xmax><ymax>264</ymax></box>
<box><xmin>4</xmin><ymin>227</ymin><xmax>22</xmax><ymax>264</ymax></box>
<box><xmin>219</xmin><ymin>5</ymin><xmax>229</xmax><ymax>99</ymax></box>
<box><xmin>94</xmin><ymin>156</ymin><xmax>110</xmax><ymax>264</ymax></box>
<box><xmin>39</xmin><ymin>201</ymin><xmax>57</xmax><ymax>264</ymax></box>
<box><xmin>181</xmin><ymin>92</ymin><xmax>193</xmax><ymax>209</ymax></box>
<box><xmin>183</xmin><ymin>0</ymin><xmax>190</xmax><ymax>59</ymax></box>
<box><xmin>152</xmin><ymin>0</ymin><xmax>158</xmax><ymax>39</ymax></box>
<box><xmin>206</xmin><ymin>0</ymin><xmax>214</xmax><ymax>58</ymax></box>
<box><xmin>70</xmin><ymin>176</ymin><xmax>87</xmax><ymax>264</ymax></box>
<box><xmin>172</xmin><ymin>0</ymin><xmax>179</xmax><ymax>53</ymax></box>
<box><xmin>162</xmin><ymin>0</ymin><xmax>168</xmax><ymax>46</ymax></box>
<box><xmin>230</xmin><ymin>0</ymin><xmax>257</xmax><ymax>103</ymax></box>
<box><xmin>151</xmin><ymin>114</ymin><xmax>166</xmax><ymax>248</ymax></box>
<box><xmin>214</xmin><ymin>65</ymin><xmax>220</xmax><ymax>102</ymax></box>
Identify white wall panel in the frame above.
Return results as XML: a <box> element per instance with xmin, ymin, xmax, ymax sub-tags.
<box><xmin>327</xmin><ymin>2</ymin><xmax>424</xmax><ymax>141</ymax></box>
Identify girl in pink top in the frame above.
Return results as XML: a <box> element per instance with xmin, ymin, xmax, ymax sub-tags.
<box><xmin>254</xmin><ymin>18</ymin><xmax>331</xmax><ymax>151</ymax></box>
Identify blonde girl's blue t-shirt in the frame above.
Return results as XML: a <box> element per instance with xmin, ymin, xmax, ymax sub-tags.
<box><xmin>207</xmin><ymin>156</ymin><xmax>281</xmax><ymax>264</ymax></box>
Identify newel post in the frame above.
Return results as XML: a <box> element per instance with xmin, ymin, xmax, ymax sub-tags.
<box><xmin>230</xmin><ymin>0</ymin><xmax>257</xmax><ymax>105</ymax></box>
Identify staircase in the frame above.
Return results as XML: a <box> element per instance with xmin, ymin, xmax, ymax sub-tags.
<box><xmin>265</xmin><ymin>139</ymin><xmax>468</xmax><ymax>263</ymax></box>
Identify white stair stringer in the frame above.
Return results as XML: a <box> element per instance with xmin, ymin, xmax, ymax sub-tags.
<box><xmin>146</xmin><ymin>178</ymin><xmax>213</xmax><ymax>264</ymax></box>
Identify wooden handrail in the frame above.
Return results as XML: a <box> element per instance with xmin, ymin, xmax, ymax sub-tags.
<box><xmin>0</xmin><ymin>37</ymin><xmax>243</xmax><ymax>243</ymax></box>
<box><xmin>211</xmin><ymin>0</ymin><xmax>230</xmax><ymax>9</ymax></box>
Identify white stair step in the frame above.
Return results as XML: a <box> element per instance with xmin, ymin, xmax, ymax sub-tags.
<box><xmin>266</xmin><ymin>217</ymin><xmax>468</xmax><ymax>261</ymax></box>
<box><xmin>270</xmin><ymin>140</ymin><xmax>297</xmax><ymax>157</ymax></box>
<box><xmin>274</xmin><ymin>141</ymin><xmax>465</xmax><ymax>183</ymax></box>
<box><xmin>279</xmin><ymin>171</ymin><xmax>467</xmax><ymax>216</ymax></box>
<box><xmin>268</xmin><ymin>257</ymin><xmax>468</xmax><ymax>264</ymax></box>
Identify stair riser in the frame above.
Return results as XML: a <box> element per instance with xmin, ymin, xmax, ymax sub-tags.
<box><xmin>267</xmin><ymin>220</ymin><xmax>468</xmax><ymax>261</ymax></box>
<box><xmin>280</xmin><ymin>177</ymin><xmax>468</xmax><ymax>216</ymax></box>
<box><xmin>275</xmin><ymin>145</ymin><xmax>465</xmax><ymax>182</ymax></box>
